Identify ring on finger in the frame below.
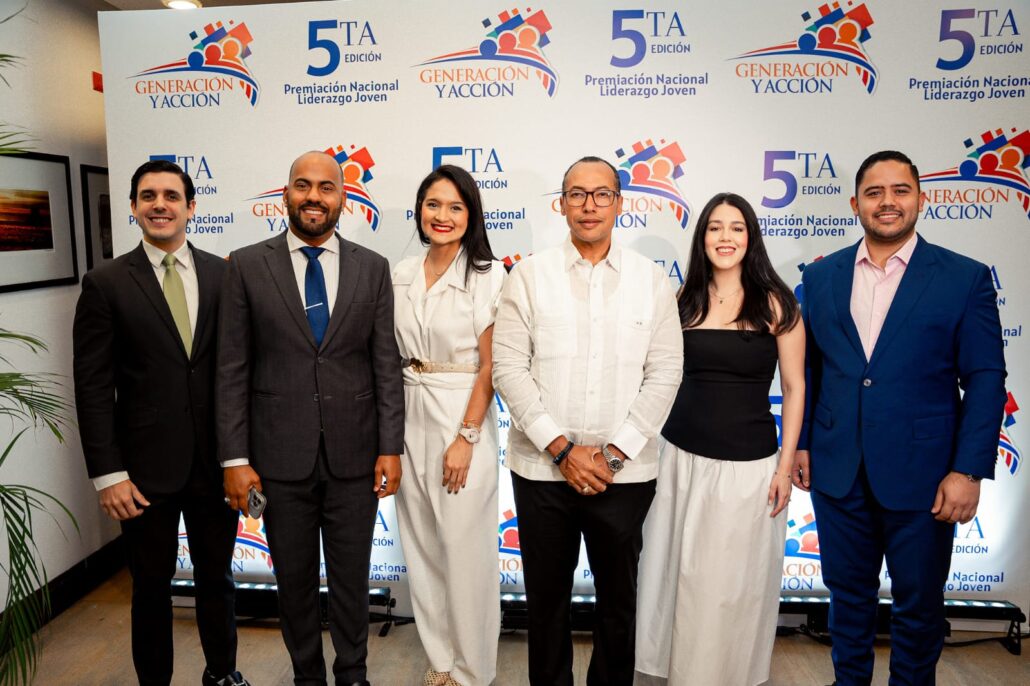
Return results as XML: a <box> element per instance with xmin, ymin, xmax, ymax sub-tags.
<box><xmin>582</xmin><ymin>485</ymin><xmax>591</xmax><ymax>494</ymax></box>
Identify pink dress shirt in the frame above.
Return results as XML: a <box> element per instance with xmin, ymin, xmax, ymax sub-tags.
<box><xmin>850</xmin><ymin>232</ymin><xmax>919</xmax><ymax>360</ymax></box>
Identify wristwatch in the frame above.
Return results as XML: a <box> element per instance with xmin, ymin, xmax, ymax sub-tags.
<box><xmin>602</xmin><ymin>444</ymin><xmax>624</xmax><ymax>473</ymax></box>
<box><xmin>458</xmin><ymin>421</ymin><xmax>480</xmax><ymax>444</ymax></box>
<box><xmin>965</xmin><ymin>473</ymin><xmax>982</xmax><ymax>483</ymax></box>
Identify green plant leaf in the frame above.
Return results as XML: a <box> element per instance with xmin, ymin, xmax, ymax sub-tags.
<box><xmin>0</xmin><ymin>126</ymin><xmax>34</xmax><ymax>155</ymax></box>
<box><xmin>0</xmin><ymin>2</ymin><xmax>29</xmax><ymax>25</ymax></box>
<box><xmin>0</xmin><ymin>322</ymin><xmax>78</xmax><ymax>686</ymax></box>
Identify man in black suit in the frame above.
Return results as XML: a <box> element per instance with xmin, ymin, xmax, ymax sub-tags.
<box><xmin>73</xmin><ymin>160</ymin><xmax>248</xmax><ymax>686</ymax></box>
<box><xmin>216</xmin><ymin>151</ymin><xmax>404</xmax><ymax>686</ymax></box>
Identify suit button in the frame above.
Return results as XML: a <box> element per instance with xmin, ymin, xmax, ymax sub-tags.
<box><xmin>318</xmin><ymin>357</ymin><xmax>325</xmax><ymax>364</ymax></box>
<box><xmin>863</xmin><ymin>378</ymin><xmax>872</xmax><ymax>387</ymax></box>
<box><xmin>313</xmin><ymin>394</ymin><xmax>320</xmax><ymax>402</ymax></box>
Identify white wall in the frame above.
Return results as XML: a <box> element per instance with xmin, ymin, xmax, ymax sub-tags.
<box><xmin>0</xmin><ymin>0</ymin><xmax>119</xmax><ymax>601</ymax></box>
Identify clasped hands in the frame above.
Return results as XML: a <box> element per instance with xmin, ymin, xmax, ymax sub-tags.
<box><xmin>559</xmin><ymin>445</ymin><xmax>613</xmax><ymax>496</ymax></box>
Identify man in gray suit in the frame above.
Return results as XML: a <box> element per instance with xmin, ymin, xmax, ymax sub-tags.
<box><xmin>216</xmin><ymin>151</ymin><xmax>403</xmax><ymax>686</ymax></box>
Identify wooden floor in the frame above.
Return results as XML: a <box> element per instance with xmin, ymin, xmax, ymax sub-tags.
<box><xmin>33</xmin><ymin>570</ymin><xmax>1027</xmax><ymax>685</ymax></box>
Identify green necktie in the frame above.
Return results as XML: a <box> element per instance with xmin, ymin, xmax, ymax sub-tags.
<box><xmin>162</xmin><ymin>253</ymin><xmax>193</xmax><ymax>355</ymax></box>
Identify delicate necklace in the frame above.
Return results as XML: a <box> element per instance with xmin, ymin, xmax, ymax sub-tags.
<box><xmin>710</xmin><ymin>284</ymin><xmax>742</xmax><ymax>305</ymax></box>
<box><xmin>427</xmin><ymin>254</ymin><xmax>454</xmax><ymax>277</ymax></box>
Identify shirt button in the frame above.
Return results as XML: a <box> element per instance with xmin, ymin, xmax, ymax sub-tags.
<box><xmin>863</xmin><ymin>379</ymin><xmax>872</xmax><ymax>387</ymax></box>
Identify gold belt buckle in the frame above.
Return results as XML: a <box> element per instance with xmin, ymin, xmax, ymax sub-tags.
<box><xmin>409</xmin><ymin>357</ymin><xmax>425</xmax><ymax>373</ymax></box>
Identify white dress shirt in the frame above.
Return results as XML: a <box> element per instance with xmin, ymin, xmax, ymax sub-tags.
<box><xmin>492</xmin><ymin>237</ymin><xmax>683</xmax><ymax>482</ymax></box>
<box><xmin>287</xmin><ymin>229</ymin><xmax>340</xmax><ymax>317</ymax></box>
<box><xmin>93</xmin><ymin>239</ymin><xmax>200</xmax><ymax>491</ymax></box>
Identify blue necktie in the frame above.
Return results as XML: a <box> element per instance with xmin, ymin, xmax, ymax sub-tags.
<box><xmin>300</xmin><ymin>246</ymin><xmax>329</xmax><ymax>346</ymax></box>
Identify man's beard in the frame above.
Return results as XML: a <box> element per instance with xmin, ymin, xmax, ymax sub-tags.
<box><xmin>860</xmin><ymin>210</ymin><xmax>917</xmax><ymax>244</ymax></box>
<box><xmin>288</xmin><ymin>201</ymin><xmax>341</xmax><ymax>238</ymax></box>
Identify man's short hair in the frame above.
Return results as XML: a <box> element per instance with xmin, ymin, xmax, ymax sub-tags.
<box><xmin>129</xmin><ymin>159</ymin><xmax>195</xmax><ymax>204</ymax></box>
<box><xmin>561</xmin><ymin>156</ymin><xmax>621</xmax><ymax>193</ymax></box>
<box><xmin>854</xmin><ymin>150</ymin><xmax>920</xmax><ymax>192</ymax></box>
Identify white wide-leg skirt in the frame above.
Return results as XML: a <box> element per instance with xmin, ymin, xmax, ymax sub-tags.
<box><xmin>635</xmin><ymin>441</ymin><xmax>787</xmax><ymax>686</ymax></box>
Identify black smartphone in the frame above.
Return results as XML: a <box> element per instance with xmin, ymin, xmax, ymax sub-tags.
<box><xmin>247</xmin><ymin>486</ymin><xmax>267</xmax><ymax>519</ymax></box>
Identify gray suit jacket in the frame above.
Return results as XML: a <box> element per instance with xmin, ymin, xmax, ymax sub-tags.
<box><xmin>215</xmin><ymin>232</ymin><xmax>404</xmax><ymax>480</ymax></box>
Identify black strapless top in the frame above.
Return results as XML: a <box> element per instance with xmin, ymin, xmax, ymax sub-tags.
<box><xmin>661</xmin><ymin>329</ymin><xmax>778</xmax><ymax>461</ymax></box>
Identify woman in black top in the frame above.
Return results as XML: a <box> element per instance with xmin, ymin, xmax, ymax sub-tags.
<box><xmin>635</xmin><ymin>193</ymin><xmax>805</xmax><ymax>686</ymax></box>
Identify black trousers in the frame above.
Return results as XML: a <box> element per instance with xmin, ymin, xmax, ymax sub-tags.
<box><xmin>261</xmin><ymin>446</ymin><xmax>379</xmax><ymax>686</ymax></box>
<box><xmin>120</xmin><ymin>474</ymin><xmax>239</xmax><ymax>686</ymax></box>
<box><xmin>511</xmin><ymin>473</ymin><xmax>656</xmax><ymax>686</ymax></box>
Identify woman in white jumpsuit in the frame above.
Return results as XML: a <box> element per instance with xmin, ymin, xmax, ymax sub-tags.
<box><xmin>392</xmin><ymin>165</ymin><xmax>505</xmax><ymax>686</ymax></box>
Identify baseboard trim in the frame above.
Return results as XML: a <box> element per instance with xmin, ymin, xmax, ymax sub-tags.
<box><xmin>45</xmin><ymin>536</ymin><xmax>126</xmax><ymax>621</ymax></box>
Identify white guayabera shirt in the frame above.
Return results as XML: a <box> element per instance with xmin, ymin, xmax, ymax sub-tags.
<box><xmin>492</xmin><ymin>237</ymin><xmax>683</xmax><ymax>483</ymax></box>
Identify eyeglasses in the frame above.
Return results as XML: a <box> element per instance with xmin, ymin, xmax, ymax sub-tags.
<box><xmin>562</xmin><ymin>188</ymin><xmax>619</xmax><ymax>208</ymax></box>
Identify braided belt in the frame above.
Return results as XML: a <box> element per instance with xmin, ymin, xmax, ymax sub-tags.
<box><xmin>402</xmin><ymin>357</ymin><xmax>480</xmax><ymax>374</ymax></box>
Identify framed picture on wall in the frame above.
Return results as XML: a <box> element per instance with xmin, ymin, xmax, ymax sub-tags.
<box><xmin>0</xmin><ymin>152</ymin><xmax>79</xmax><ymax>293</ymax></box>
<box><xmin>80</xmin><ymin>164</ymin><xmax>111</xmax><ymax>271</ymax></box>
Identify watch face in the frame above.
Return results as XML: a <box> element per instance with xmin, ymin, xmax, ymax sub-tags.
<box><xmin>460</xmin><ymin>427</ymin><xmax>480</xmax><ymax>444</ymax></box>
<box><xmin>607</xmin><ymin>456</ymin><xmax>624</xmax><ymax>472</ymax></box>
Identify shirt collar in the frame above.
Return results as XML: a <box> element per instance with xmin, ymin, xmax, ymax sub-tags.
<box><xmin>429</xmin><ymin>247</ymin><xmax>470</xmax><ymax>293</ymax></box>
<box><xmin>562</xmin><ymin>235</ymin><xmax>621</xmax><ymax>273</ymax></box>
<box><xmin>855</xmin><ymin>231</ymin><xmax>918</xmax><ymax>268</ymax></box>
<box><xmin>287</xmin><ymin>229</ymin><xmax>339</xmax><ymax>255</ymax></box>
<box><xmin>142</xmin><ymin>239</ymin><xmax>193</xmax><ymax>271</ymax></box>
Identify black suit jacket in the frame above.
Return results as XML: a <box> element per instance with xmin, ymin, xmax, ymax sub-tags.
<box><xmin>73</xmin><ymin>242</ymin><xmax>227</xmax><ymax>497</ymax></box>
<box><xmin>215</xmin><ymin>232</ymin><xmax>403</xmax><ymax>481</ymax></box>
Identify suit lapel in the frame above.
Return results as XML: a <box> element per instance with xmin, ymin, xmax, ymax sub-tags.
<box><xmin>867</xmin><ymin>237</ymin><xmax>936</xmax><ymax>370</ymax></box>
<box><xmin>321</xmin><ymin>234</ymin><xmax>360</xmax><ymax>350</ymax></box>
<box><xmin>191</xmin><ymin>245</ymin><xmax>217</xmax><ymax>360</ymax></box>
<box><xmin>831</xmin><ymin>242</ymin><xmax>867</xmax><ymax>363</ymax></box>
<box><xmin>127</xmin><ymin>243</ymin><xmax>189</xmax><ymax>359</ymax></box>
<box><xmin>264</xmin><ymin>233</ymin><xmax>317</xmax><ymax>348</ymax></box>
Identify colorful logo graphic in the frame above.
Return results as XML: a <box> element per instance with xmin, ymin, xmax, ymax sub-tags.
<box><xmin>784</xmin><ymin>512</ymin><xmax>820</xmax><ymax>560</ymax></box>
<box><xmin>734</xmin><ymin>2</ymin><xmax>877</xmax><ymax>94</ymax></box>
<box><xmin>250</xmin><ymin>145</ymin><xmax>381</xmax><ymax>231</ymax></box>
<box><xmin>419</xmin><ymin>8</ymin><xmax>558</xmax><ymax>97</ymax></box>
<box><xmin>921</xmin><ymin>128</ymin><xmax>1030</xmax><ymax>222</ymax></box>
<box><xmin>793</xmin><ymin>256</ymin><xmax>825</xmax><ymax>303</ymax></box>
<box><xmin>235</xmin><ymin>515</ymin><xmax>273</xmax><ymax>569</ymax></box>
<box><xmin>498</xmin><ymin>508</ymin><xmax>521</xmax><ymax>555</ymax></box>
<box><xmin>998</xmin><ymin>392</ymin><xmax>1021</xmax><ymax>476</ymax></box>
<box><xmin>501</xmin><ymin>253</ymin><xmax>525</xmax><ymax>270</ymax></box>
<box><xmin>134</xmin><ymin>20</ymin><xmax>259</xmax><ymax>106</ymax></box>
<box><xmin>615</xmin><ymin>138</ymin><xmax>690</xmax><ymax>229</ymax></box>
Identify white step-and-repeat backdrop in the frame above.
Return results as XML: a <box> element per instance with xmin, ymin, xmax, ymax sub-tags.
<box><xmin>98</xmin><ymin>0</ymin><xmax>1029</xmax><ymax>616</ymax></box>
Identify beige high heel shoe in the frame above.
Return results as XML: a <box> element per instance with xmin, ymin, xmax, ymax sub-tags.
<box><xmin>422</xmin><ymin>668</ymin><xmax>450</xmax><ymax>686</ymax></box>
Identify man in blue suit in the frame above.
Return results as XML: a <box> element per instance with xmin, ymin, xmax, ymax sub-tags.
<box><xmin>793</xmin><ymin>150</ymin><xmax>1006</xmax><ymax>686</ymax></box>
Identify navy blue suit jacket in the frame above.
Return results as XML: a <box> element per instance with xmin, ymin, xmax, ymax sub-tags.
<box><xmin>798</xmin><ymin>235</ymin><xmax>1006</xmax><ymax>510</ymax></box>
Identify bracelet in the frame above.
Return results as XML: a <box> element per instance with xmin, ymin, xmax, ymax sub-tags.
<box><xmin>553</xmin><ymin>441</ymin><xmax>574</xmax><ymax>466</ymax></box>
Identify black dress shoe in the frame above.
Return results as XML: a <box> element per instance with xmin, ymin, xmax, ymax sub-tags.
<box><xmin>202</xmin><ymin>670</ymin><xmax>251</xmax><ymax>686</ymax></box>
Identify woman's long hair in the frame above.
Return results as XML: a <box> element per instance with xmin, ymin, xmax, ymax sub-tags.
<box><xmin>414</xmin><ymin>164</ymin><xmax>496</xmax><ymax>284</ymax></box>
<box><xmin>678</xmin><ymin>192</ymin><xmax>800</xmax><ymax>333</ymax></box>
